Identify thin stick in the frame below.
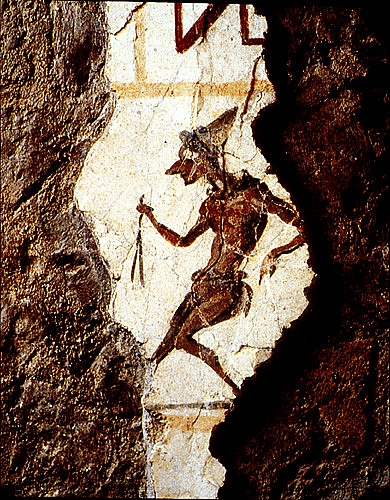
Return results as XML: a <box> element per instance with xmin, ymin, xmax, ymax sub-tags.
<box><xmin>137</xmin><ymin>214</ymin><xmax>145</xmax><ymax>287</ymax></box>
<box><xmin>131</xmin><ymin>195</ymin><xmax>145</xmax><ymax>286</ymax></box>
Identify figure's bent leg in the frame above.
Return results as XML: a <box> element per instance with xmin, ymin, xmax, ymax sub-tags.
<box><xmin>174</xmin><ymin>289</ymin><xmax>240</xmax><ymax>395</ymax></box>
<box><xmin>150</xmin><ymin>293</ymin><xmax>193</xmax><ymax>365</ymax></box>
<box><xmin>176</xmin><ymin>333</ymin><xmax>239</xmax><ymax>395</ymax></box>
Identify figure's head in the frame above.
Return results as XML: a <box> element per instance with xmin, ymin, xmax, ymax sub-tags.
<box><xmin>165</xmin><ymin>127</ymin><xmax>219</xmax><ymax>185</ymax></box>
<box><xmin>165</xmin><ymin>107</ymin><xmax>238</xmax><ymax>187</ymax></box>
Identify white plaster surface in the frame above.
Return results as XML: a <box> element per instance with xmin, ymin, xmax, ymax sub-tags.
<box><xmin>75</xmin><ymin>3</ymin><xmax>314</xmax><ymax>498</ymax></box>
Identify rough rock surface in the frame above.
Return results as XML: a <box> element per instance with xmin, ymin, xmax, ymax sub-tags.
<box><xmin>2</xmin><ymin>3</ymin><xmax>389</xmax><ymax>499</ymax></box>
<box><xmin>1</xmin><ymin>1</ymin><xmax>146</xmax><ymax>497</ymax></box>
<box><xmin>211</xmin><ymin>7</ymin><xmax>389</xmax><ymax>500</ymax></box>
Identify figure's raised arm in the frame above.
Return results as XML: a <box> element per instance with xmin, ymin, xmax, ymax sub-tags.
<box><xmin>261</xmin><ymin>185</ymin><xmax>301</xmax><ymax>227</ymax></box>
<box><xmin>137</xmin><ymin>202</ymin><xmax>209</xmax><ymax>247</ymax></box>
<box><xmin>258</xmin><ymin>183</ymin><xmax>306</xmax><ymax>283</ymax></box>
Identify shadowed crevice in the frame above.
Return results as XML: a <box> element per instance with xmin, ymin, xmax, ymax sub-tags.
<box><xmin>211</xmin><ymin>6</ymin><xmax>389</xmax><ymax>499</ymax></box>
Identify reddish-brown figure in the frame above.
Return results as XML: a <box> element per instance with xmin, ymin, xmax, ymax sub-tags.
<box><xmin>137</xmin><ymin>109</ymin><xmax>305</xmax><ymax>395</ymax></box>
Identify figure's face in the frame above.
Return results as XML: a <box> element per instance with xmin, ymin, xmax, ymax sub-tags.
<box><xmin>179</xmin><ymin>145</ymin><xmax>210</xmax><ymax>185</ymax></box>
<box><xmin>179</xmin><ymin>159</ymin><xmax>203</xmax><ymax>185</ymax></box>
<box><xmin>165</xmin><ymin>145</ymin><xmax>211</xmax><ymax>185</ymax></box>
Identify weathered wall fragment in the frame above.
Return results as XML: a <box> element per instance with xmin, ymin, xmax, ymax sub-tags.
<box><xmin>2</xmin><ymin>2</ymin><xmax>388</xmax><ymax>499</ymax></box>
<box><xmin>75</xmin><ymin>4</ymin><xmax>314</xmax><ymax>497</ymax></box>
<box><xmin>1</xmin><ymin>1</ymin><xmax>147</xmax><ymax>497</ymax></box>
<box><xmin>212</xmin><ymin>7</ymin><xmax>389</xmax><ymax>499</ymax></box>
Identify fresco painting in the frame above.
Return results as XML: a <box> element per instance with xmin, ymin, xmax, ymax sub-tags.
<box><xmin>75</xmin><ymin>3</ymin><xmax>314</xmax><ymax>497</ymax></box>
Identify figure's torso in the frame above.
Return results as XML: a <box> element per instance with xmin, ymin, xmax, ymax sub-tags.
<box><xmin>199</xmin><ymin>174</ymin><xmax>268</xmax><ymax>276</ymax></box>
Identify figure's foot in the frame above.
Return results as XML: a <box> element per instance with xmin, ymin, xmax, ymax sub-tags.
<box><xmin>223</xmin><ymin>374</ymin><xmax>240</xmax><ymax>396</ymax></box>
<box><xmin>259</xmin><ymin>253</ymin><xmax>276</xmax><ymax>283</ymax></box>
<box><xmin>150</xmin><ymin>344</ymin><xmax>168</xmax><ymax>366</ymax></box>
<box><xmin>149</xmin><ymin>357</ymin><xmax>158</xmax><ymax>374</ymax></box>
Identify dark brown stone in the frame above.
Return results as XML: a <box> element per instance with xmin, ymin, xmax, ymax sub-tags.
<box><xmin>2</xmin><ymin>3</ymin><xmax>389</xmax><ymax>498</ymax></box>
<box><xmin>211</xmin><ymin>7</ymin><xmax>389</xmax><ymax>499</ymax></box>
<box><xmin>1</xmin><ymin>1</ymin><xmax>147</xmax><ymax>497</ymax></box>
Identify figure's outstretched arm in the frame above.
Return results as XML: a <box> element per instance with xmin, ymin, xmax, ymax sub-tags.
<box><xmin>137</xmin><ymin>202</ymin><xmax>208</xmax><ymax>247</ymax></box>
<box><xmin>259</xmin><ymin>233</ymin><xmax>306</xmax><ymax>282</ymax></box>
<box><xmin>259</xmin><ymin>186</ymin><xmax>306</xmax><ymax>282</ymax></box>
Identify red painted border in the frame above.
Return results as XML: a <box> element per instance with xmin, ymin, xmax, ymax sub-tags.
<box><xmin>175</xmin><ymin>4</ymin><xmax>264</xmax><ymax>53</ymax></box>
<box><xmin>240</xmin><ymin>4</ymin><xmax>265</xmax><ymax>45</ymax></box>
<box><xmin>175</xmin><ymin>3</ymin><xmax>228</xmax><ymax>53</ymax></box>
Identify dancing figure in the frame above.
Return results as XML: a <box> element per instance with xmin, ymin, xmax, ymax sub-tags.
<box><xmin>137</xmin><ymin>108</ymin><xmax>305</xmax><ymax>394</ymax></box>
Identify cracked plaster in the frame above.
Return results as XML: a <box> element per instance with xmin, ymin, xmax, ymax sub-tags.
<box><xmin>75</xmin><ymin>3</ymin><xmax>314</xmax><ymax>498</ymax></box>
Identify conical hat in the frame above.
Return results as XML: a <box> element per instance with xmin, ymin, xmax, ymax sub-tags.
<box><xmin>179</xmin><ymin>107</ymin><xmax>238</xmax><ymax>151</ymax></box>
<box><xmin>205</xmin><ymin>107</ymin><xmax>238</xmax><ymax>148</ymax></box>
